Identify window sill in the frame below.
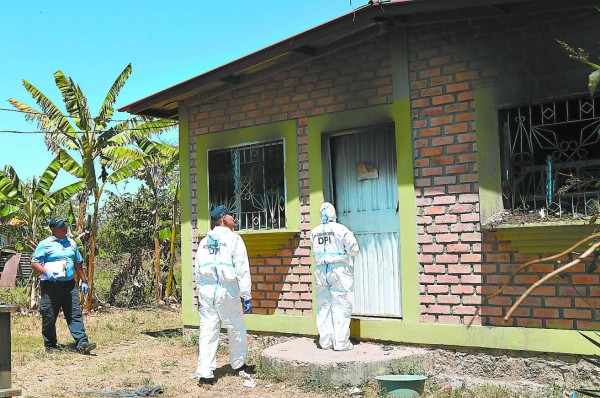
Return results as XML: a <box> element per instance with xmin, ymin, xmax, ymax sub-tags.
<box><xmin>487</xmin><ymin>220</ymin><xmax>600</xmax><ymax>254</ymax></box>
<box><xmin>197</xmin><ymin>229</ymin><xmax>300</xmax><ymax>256</ymax></box>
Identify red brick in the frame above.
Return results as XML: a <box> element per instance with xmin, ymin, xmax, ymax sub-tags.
<box><xmin>454</xmin><ymin>305</ymin><xmax>477</xmax><ymax>315</ymax></box>
<box><xmin>424</xmin><ymin>264</ymin><xmax>446</xmax><ymax>274</ymax></box>
<box><xmin>295</xmin><ymin>301</ymin><xmax>311</xmax><ymax>309</ymax></box>
<box><xmin>432</xmin><ymin>94</ymin><xmax>455</xmax><ymax>105</ymax></box>
<box><xmin>428</xmin><ymin>305</ymin><xmax>451</xmax><ymax>314</ymax></box>
<box><xmin>516</xmin><ymin>318</ymin><xmax>543</xmax><ymax>328</ymax></box>
<box><xmin>455</xmin><ymin>71</ymin><xmax>479</xmax><ymax>81</ymax></box>
<box><xmin>461</xmin><ymin>275</ymin><xmax>481</xmax><ymax>284</ymax></box>
<box><xmin>292</xmin><ymin>284</ymin><xmax>310</xmax><ymax>292</ymax></box>
<box><xmin>575</xmin><ymin>321</ymin><xmax>600</xmax><ymax>330</ymax></box>
<box><xmin>432</xmin><ymin>156</ymin><xmax>454</xmax><ymax>166</ymax></box>
<box><xmin>544</xmin><ymin>297</ymin><xmax>572</xmax><ymax>307</ymax></box>
<box><xmin>533</xmin><ymin>308</ymin><xmax>559</xmax><ymax>318</ymax></box>
<box><xmin>545</xmin><ymin>319</ymin><xmax>574</xmax><ymax>329</ymax></box>
<box><xmin>433</xmin><ymin>196</ymin><xmax>456</xmax><ymax>205</ymax></box>
<box><xmin>444</xmin><ymin>123</ymin><xmax>468</xmax><ymax>134</ymax></box>
<box><xmin>572</xmin><ymin>275</ymin><xmax>599</xmax><ymax>284</ymax></box>
<box><xmin>436</xmin><ymin>233</ymin><xmax>459</xmax><ymax>243</ymax></box>
<box><xmin>428</xmin><ymin>285</ymin><xmax>450</xmax><ymax>295</ymax></box>
<box><xmin>420</xmin><ymin>315</ymin><xmax>436</xmax><ymax>323</ymax></box>
<box><xmin>435</xmin><ymin>254</ymin><xmax>459</xmax><ymax>263</ymax></box>
<box><xmin>461</xmin><ymin>233</ymin><xmax>481</xmax><ymax>242</ymax></box>
<box><xmin>438</xmin><ymin>315</ymin><xmax>462</xmax><ymax>324</ymax></box>
<box><xmin>437</xmin><ymin>275</ymin><xmax>459</xmax><ymax>284</ymax></box>
<box><xmin>447</xmin><ymin>244</ymin><xmax>471</xmax><ymax>253</ymax></box>
<box><xmin>419</xmin><ymin>67</ymin><xmax>441</xmax><ymax>78</ymax></box>
<box><xmin>435</xmin><ymin>215</ymin><xmax>459</xmax><ymax>224</ymax></box>
<box><xmin>423</xmin><ymin>244</ymin><xmax>445</xmax><ymax>253</ymax></box>
<box><xmin>451</xmin><ymin>285</ymin><xmax>474</xmax><ymax>294</ymax></box>
<box><xmin>431</xmin><ymin>116</ymin><xmax>454</xmax><ymax>126</ymax></box>
<box><xmin>446</xmin><ymin>82</ymin><xmax>470</xmax><ymax>92</ymax></box>
<box><xmin>563</xmin><ymin>309</ymin><xmax>592</xmax><ymax>319</ymax></box>
<box><xmin>462</xmin><ymin>296</ymin><xmax>482</xmax><ymax>305</ymax></box>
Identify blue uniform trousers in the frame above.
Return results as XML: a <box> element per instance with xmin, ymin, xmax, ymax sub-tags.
<box><xmin>39</xmin><ymin>280</ymin><xmax>89</xmax><ymax>349</ymax></box>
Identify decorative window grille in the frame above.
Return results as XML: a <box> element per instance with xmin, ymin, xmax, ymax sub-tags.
<box><xmin>500</xmin><ymin>95</ymin><xmax>600</xmax><ymax>218</ymax></box>
<box><xmin>207</xmin><ymin>139</ymin><xmax>286</xmax><ymax>230</ymax></box>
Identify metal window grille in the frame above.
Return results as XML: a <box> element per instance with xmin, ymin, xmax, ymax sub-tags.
<box><xmin>208</xmin><ymin>139</ymin><xmax>286</xmax><ymax>230</ymax></box>
<box><xmin>500</xmin><ymin>95</ymin><xmax>600</xmax><ymax>219</ymax></box>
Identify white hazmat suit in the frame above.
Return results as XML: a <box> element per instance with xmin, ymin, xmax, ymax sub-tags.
<box><xmin>194</xmin><ymin>225</ymin><xmax>252</xmax><ymax>379</ymax></box>
<box><xmin>310</xmin><ymin>202</ymin><xmax>359</xmax><ymax>351</ymax></box>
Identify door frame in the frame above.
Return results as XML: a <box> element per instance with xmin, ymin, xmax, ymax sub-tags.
<box><xmin>321</xmin><ymin>123</ymin><xmax>403</xmax><ymax>318</ymax></box>
<box><xmin>321</xmin><ymin>122</ymin><xmax>396</xmax><ymax>205</ymax></box>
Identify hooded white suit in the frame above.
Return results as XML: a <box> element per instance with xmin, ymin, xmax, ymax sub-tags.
<box><xmin>194</xmin><ymin>226</ymin><xmax>252</xmax><ymax>378</ymax></box>
<box><xmin>310</xmin><ymin>202</ymin><xmax>359</xmax><ymax>351</ymax></box>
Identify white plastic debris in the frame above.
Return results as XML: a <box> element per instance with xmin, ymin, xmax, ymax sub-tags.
<box><xmin>243</xmin><ymin>379</ymin><xmax>257</xmax><ymax>388</ymax></box>
<box><xmin>348</xmin><ymin>386</ymin><xmax>363</xmax><ymax>396</ymax></box>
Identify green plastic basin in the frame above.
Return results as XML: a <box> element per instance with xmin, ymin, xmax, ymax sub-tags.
<box><xmin>375</xmin><ymin>375</ymin><xmax>428</xmax><ymax>397</ymax></box>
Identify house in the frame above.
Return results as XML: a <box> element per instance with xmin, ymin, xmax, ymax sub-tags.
<box><xmin>121</xmin><ymin>0</ymin><xmax>600</xmax><ymax>355</ymax></box>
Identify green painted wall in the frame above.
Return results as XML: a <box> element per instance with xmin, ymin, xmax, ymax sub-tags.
<box><xmin>179</xmin><ymin>103</ymin><xmax>195</xmax><ymax>324</ymax></box>
<box><xmin>182</xmin><ymin>120</ymin><xmax>300</xmax><ymax>328</ymax></box>
<box><xmin>194</xmin><ymin>120</ymin><xmax>300</xmax><ymax>236</ymax></box>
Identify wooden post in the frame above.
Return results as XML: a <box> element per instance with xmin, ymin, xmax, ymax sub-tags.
<box><xmin>0</xmin><ymin>305</ymin><xmax>21</xmax><ymax>397</ymax></box>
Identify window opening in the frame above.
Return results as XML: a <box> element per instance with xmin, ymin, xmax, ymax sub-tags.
<box><xmin>500</xmin><ymin>95</ymin><xmax>600</xmax><ymax>220</ymax></box>
<box><xmin>208</xmin><ymin>139</ymin><xmax>286</xmax><ymax>230</ymax></box>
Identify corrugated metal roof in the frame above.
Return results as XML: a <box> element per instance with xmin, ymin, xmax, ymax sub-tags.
<box><xmin>119</xmin><ymin>0</ymin><xmax>595</xmax><ymax>119</ymax></box>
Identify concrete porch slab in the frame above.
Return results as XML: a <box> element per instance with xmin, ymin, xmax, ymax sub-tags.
<box><xmin>260</xmin><ymin>337</ymin><xmax>433</xmax><ymax>387</ymax></box>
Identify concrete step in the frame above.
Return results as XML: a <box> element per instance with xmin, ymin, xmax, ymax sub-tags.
<box><xmin>260</xmin><ymin>337</ymin><xmax>432</xmax><ymax>387</ymax></box>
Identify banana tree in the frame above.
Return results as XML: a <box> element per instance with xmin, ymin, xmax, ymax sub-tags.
<box><xmin>9</xmin><ymin>64</ymin><xmax>176</xmax><ymax>311</ymax></box>
<box><xmin>0</xmin><ymin>159</ymin><xmax>84</xmax><ymax>307</ymax></box>
<box><xmin>103</xmin><ymin>139</ymin><xmax>179</xmax><ymax>303</ymax></box>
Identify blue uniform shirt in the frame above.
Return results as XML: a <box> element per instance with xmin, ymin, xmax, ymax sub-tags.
<box><xmin>32</xmin><ymin>236</ymin><xmax>83</xmax><ymax>281</ymax></box>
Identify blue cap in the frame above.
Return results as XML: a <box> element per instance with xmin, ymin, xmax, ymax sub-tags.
<box><xmin>210</xmin><ymin>205</ymin><xmax>235</xmax><ymax>221</ymax></box>
<box><xmin>49</xmin><ymin>218</ymin><xmax>67</xmax><ymax>228</ymax></box>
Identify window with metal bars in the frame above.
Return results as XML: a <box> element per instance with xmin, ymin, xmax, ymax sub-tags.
<box><xmin>499</xmin><ymin>95</ymin><xmax>600</xmax><ymax>218</ymax></box>
<box><xmin>207</xmin><ymin>139</ymin><xmax>286</xmax><ymax>230</ymax></box>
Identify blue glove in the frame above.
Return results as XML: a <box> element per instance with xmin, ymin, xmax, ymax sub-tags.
<box><xmin>243</xmin><ymin>299</ymin><xmax>252</xmax><ymax>314</ymax></box>
<box><xmin>81</xmin><ymin>282</ymin><xmax>89</xmax><ymax>295</ymax></box>
<box><xmin>45</xmin><ymin>272</ymin><xmax>57</xmax><ymax>282</ymax></box>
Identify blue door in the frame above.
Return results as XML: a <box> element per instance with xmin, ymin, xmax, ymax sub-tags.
<box><xmin>329</xmin><ymin>125</ymin><xmax>401</xmax><ymax>317</ymax></box>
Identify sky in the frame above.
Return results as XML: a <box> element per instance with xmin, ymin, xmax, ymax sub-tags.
<box><xmin>0</xmin><ymin>0</ymin><xmax>356</xmax><ymax>194</ymax></box>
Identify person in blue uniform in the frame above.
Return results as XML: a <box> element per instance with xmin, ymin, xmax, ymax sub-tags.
<box><xmin>31</xmin><ymin>217</ymin><xmax>96</xmax><ymax>354</ymax></box>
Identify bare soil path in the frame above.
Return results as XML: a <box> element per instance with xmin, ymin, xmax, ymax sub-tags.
<box><xmin>10</xmin><ymin>308</ymin><xmax>328</xmax><ymax>398</ymax></box>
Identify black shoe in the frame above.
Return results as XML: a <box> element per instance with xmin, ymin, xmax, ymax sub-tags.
<box><xmin>198</xmin><ymin>377</ymin><xmax>215</xmax><ymax>386</ymax></box>
<box><xmin>45</xmin><ymin>345</ymin><xmax>59</xmax><ymax>353</ymax></box>
<box><xmin>77</xmin><ymin>341</ymin><xmax>97</xmax><ymax>354</ymax></box>
<box><xmin>237</xmin><ymin>364</ymin><xmax>255</xmax><ymax>375</ymax></box>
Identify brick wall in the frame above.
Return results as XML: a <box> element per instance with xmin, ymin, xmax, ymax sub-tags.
<box><xmin>188</xmin><ymin>36</ymin><xmax>393</xmax><ymax>314</ymax></box>
<box><xmin>187</xmin><ymin>5</ymin><xmax>600</xmax><ymax>329</ymax></box>
<box><xmin>410</xmin><ymin>8</ymin><xmax>600</xmax><ymax>327</ymax></box>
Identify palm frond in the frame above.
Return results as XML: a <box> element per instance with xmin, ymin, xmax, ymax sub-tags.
<box><xmin>54</xmin><ymin>71</ymin><xmax>93</xmax><ymax>131</ymax></box>
<box><xmin>0</xmin><ymin>204</ymin><xmax>19</xmax><ymax>219</ymax></box>
<box><xmin>33</xmin><ymin>156</ymin><xmax>62</xmax><ymax>201</ymax></box>
<box><xmin>57</xmin><ymin>149</ymin><xmax>85</xmax><ymax>179</ymax></box>
<box><xmin>94</xmin><ymin>64</ymin><xmax>132</xmax><ymax>130</ymax></box>
<box><xmin>137</xmin><ymin>138</ymin><xmax>179</xmax><ymax>159</ymax></box>
<box><xmin>0</xmin><ymin>166</ymin><xmax>24</xmax><ymax>201</ymax></box>
<box><xmin>102</xmin><ymin>146</ymin><xmax>144</xmax><ymax>169</ymax></box>
<box><xmin>106</xmin><ymin>156</ymin><xmax>158</xmax><ymax>183</ymax></box>
<box><xmin>17</xmin><ymin>80</ymin><xmax>77</xmax><ymax>134</ymax></box>
<box><xmin>48</xmin><ymin>180</ymin><xmax>85</xmax><ymax>207</ymax></box>
<box><xmin>109</xmin><ymin>118</ymin><xmax>177</xmax><ymax>144</ymax></box>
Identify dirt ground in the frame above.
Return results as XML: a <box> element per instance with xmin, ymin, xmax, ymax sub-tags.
<box><xmin>9</xmin><ymin>308</ymin><xmax>330</xmax><ymax>398</ymax></box>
